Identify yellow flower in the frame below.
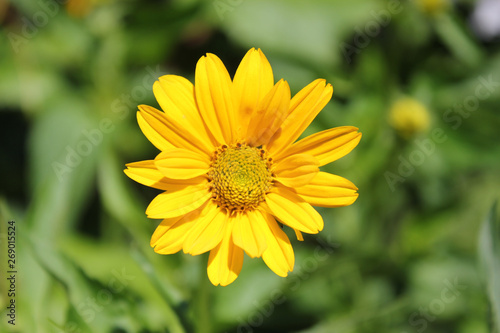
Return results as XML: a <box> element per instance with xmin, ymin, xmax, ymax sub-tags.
<box><xmin>415</xmin><ymin>0</ymin><xmax>450</xmax><ymax>15</ymax></box>
<box><xmin>389</xmin><ymin>97</ymin><xmax>431</xmax><ymax>138</ymax></box>
<box><xmin>124</xmin><ymin>48</ymin><xmax>361</xmax><ymax>286</ymax></box>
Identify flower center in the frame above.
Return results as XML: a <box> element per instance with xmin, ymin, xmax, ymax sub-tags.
<box><xmin>208</xmin><ymin>143</ymin><xmax>273</xmax><ymax>213</ymax></box>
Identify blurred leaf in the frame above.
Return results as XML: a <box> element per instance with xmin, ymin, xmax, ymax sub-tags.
<box><xmin>479</xmin><ymin>202</ymin><xmax>500</xmax><ymax>333</ymax></box>
<box><xmin>130</xmin><ymin>245</ymin><xmax>187</xmax><ymax>333</ymax></box>
<box><xmin>433</xmin><ymin>12</ymin><xmax>483</xmax><ymax>68</ymax></box>
<box><xmin>29</xmin><ymin>239</ymin><xmax>117</xmax><ymax>333</ymax></box>
<box><xmin>22</xmin><ymin>100</ymin><xmax>101</xmax><ymax>332</ymax></box>
<box><xmin>0</xmin><ymin>37</ymin><xmax>21</xmax><ymax>107</ymax></box>
<box><xmin>26</xmin><ymin>100</ymin><xmax>99</xmax><ymax>239</ymax></box>
<box><xmin>97</xmin><ymin>147</ymin><xmax>150</xmax><ymax>240</ymax></box>
<box><xmin>211</xmin><ymin>0</ymin><xmax>380</xmax><ymax>69</ymax></box>
<box><xmin>59</xmin><ymin>233</ymin><xmax>188</xmax><ymax>333</ymax></box>
<box><xmin>212</xmin><ymin>259</ymin><xmax>285</xmax><ymax>328</ymax></box>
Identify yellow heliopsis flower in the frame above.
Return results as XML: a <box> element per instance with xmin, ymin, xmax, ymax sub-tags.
<box><xmin>124</xmin><ymin>48</ymin><xmax>361</xmax><ymax>286</ymax></box>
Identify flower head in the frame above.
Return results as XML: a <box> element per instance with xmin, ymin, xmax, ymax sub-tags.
<box><xmin>389</xmin><ymin>97</ymin><xmax>431</xmax><ymax>138</ymax></box>
<box><xmin>124</xmin><ymin>48</ymin><xmax>361</xmax><ymax>286</ymax></box>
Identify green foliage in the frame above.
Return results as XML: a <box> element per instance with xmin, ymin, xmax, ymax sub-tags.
<box><xmin>1</xmin><ymin>0</ymin><xmax>499</xmax><ymax>332</ymax></box>
<box><xmin>479</xmin><ymin>203</ymin><xmax>500</xmax><ymax>333</ymax></box>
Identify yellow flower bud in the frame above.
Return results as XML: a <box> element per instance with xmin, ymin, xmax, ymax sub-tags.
<box><xmin>389</xmin><ymin>97</ymin><xmax>431</xmax><ymax>138</ymax></box>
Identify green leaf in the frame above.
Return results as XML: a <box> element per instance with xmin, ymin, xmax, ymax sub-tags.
<box><xmin>479</xmin><ymin>202</ymin><xmax>500</xmax><ymax>333</ymax></box>
<box><xmin>211</xmin><ymin>0</ymin><xmax>380</xmax><ymax>69</ymax></box>
<box><xmin>26</xmin><ymin>99</ymin><xmax>99</xmax><ymax>239</ymax></box>
<box><xmin>433</xmin><ymin>12</ymin><xmax>484</xmax><ymax>68</ymax></box>
<box><xmin>212</xmin><ymin>259</ymin><xmax>285</xmax><ymax>328</ymax></box>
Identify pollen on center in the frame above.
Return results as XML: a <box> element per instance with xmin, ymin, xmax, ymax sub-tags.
<box><xmin>208</xmin><ymin>143</ymin><xmax>273</xmax><ymax>213</ymax></box>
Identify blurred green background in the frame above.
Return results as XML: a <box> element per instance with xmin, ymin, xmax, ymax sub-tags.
<box><xmin>1</xmin><ymin>0</ymin><xmax>500</xmax><ymax>332</ymax></box>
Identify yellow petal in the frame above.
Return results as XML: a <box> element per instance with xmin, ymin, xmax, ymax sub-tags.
<box><xmin>259</xmin><ymin>210</ymin><xmax>294</xmax><ymax>277</ymax></box>
<box><xmin>247</xmin><ymin>79</ymin><xmax>291</xmax><ymax>146</ymax></box>
<box><xmin>282</xmin><ymin>126</ymin><xmax>361</xmax><ymax>166</ymax></box>
<box><xmin>146</xmin><ymin>183</ymin><xmax>211</xmax><ymax>219</ymax></box>
<box><xmin>207</xmin><ymin>221</ymin><xmax>244</xmax><ymax>286</ymax></box>
<box><xmin>125</xmin><ymin>160</ymin><xmax>206</xmax><ymax>191</ymax></box>
<box><xmin>232</xmin><ymin>211</ymin><xmax>268</xmax><ymax>258</ymax></box>
<box><xmin>150</xmin><ymin>216</ymin><xmax>182</xmax><ymax>247</ymax></box>
<box><xmin>265</xmin><ymin>184</ymin><xmax>323</xmax><ymax>234</ymax></box>
<box><xmin>154</xmin><ymin>148</ymin><xmax>210</xmax><ymax>180</ymax></box>
<box><xmin>294</xmin><ymin>229</ymin><xmax>304</xmax><ymax>241</ymax></box>
<box><xmin>151</xmin><ymin>212</ymin><xmax>200</xmax><ymax>254</ymax></box>
<box><xmin>233</xmin><ymin>48</ymin><xmax>274</xmax><ymax>137</ymax></box>
<box><xmin>153</xmin><ymin>75</ymin><xmax>216</xmax><ymax>152</ymax></box>
<box><xmin>267</xmin><ymin>79</ymin><xmax>333</xmax><ymax>156</ymax></box>
<box><xmin>124</xmin><ymin>160</ymin><xmax>171</xmax><ymax>190</ymax></box>
<box><xmin>137</xmin><ymin>109</ymin><xmax>173</xmax><ymax>152</ymax></box>
<box><xmin>195</xmin><ymin>53</ymin><xmax>235</xmax><ymax>145</ymax></box>
<box><xmin>296</xmin><ymin>172</ymin><xmax>359</xmax><ymax>207</ymax></box>
<box><xmin>183</xmin><ymin>205</ymin><xmax>228</xmax><ymax>255</ymax></box>
<box><xmin>137</xmin><ymin>105</ymin><xmax>211</xmax><ymax>156</ymax></box>
<box><xmin>273</xmin><ymin>153</ymin><xmax>319</xmax><ymax>188</ymax></box>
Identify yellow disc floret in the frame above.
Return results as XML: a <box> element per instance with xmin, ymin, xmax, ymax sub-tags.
<box><xmin>209</xmin><ymin>143</ymin><xmax>273</xmax><ymax>213</ymax></box>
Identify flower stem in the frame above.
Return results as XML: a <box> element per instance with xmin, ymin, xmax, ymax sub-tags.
<box><xmin>195</xmin><ymin>256</ymin><xmax>212</xmax><ymax>333</ymax></box>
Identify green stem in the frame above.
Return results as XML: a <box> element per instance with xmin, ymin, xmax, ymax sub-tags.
<box><xmin>195</xmin><ymin>256</ymin><xmax>212</xmax><ymax>333</ymax></box>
